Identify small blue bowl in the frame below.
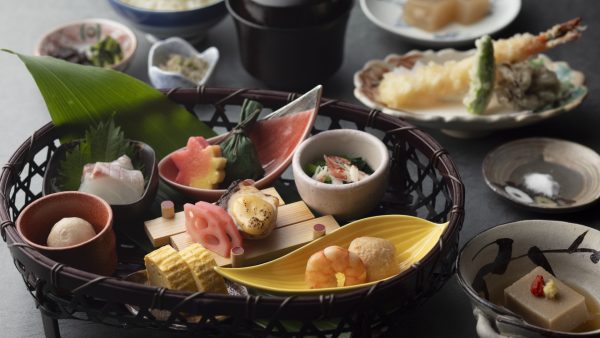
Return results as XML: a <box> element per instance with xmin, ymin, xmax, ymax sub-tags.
<box><xmin>106</xmin><ymin>0</ymin><xmax>227</xmax><ymax>42</ymax></box>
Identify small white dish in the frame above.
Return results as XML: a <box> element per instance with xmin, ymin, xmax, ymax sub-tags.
<box><xmin>292</xmin><ymin>129</ymin><xmax>390</xmax><ymax>221</ymax></box>
<box><xmin>360</xmin><ymin>0</ymin><xmax>521</xmax><ymax>47</ymax></box>
<box><xmin>148</xmin><ymin>37</ymin><xmax>219</xmax><ymax>88</ymax></box>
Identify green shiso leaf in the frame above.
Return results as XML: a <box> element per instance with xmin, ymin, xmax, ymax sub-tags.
<box><xmin>59</xmin><ymin>120</ymin><xmax>136</xmax><ymax>191</ymax></box>
<box><xmin>2</xmin><ymin>50</ymin><xmax>215</xmax><ymax>159</ymax></box>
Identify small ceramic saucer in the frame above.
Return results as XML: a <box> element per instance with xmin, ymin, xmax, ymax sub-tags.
<box><xmin>148</xmin><ymin>37</ymin><xmax>219</xmax><ymax>89</ymax></box>
<box><xmin>36</xmin><ymin>18</ymin><xmax>137</xmax><ymax>71</ymax></box>
<box><xmin>359</xmin><ymin>0</ymin><xmax>521</xmax><ymax>47</ymax></box>
<box><xmin>482</xmin><ymin>138</ymin><xmax>600</xmax><ymax>212</ymax></box>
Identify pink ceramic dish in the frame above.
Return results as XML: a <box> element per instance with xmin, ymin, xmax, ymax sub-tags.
<box><xmin>16</xmin><ymin>191</ymin><xmax>117</xmax><ymax>276</ymax></box>
<box><xmin>35</xmin><ymin>18</ymin><xmax>137</xmax><ymax>71</ymax></box>
<box><xmin>158</xmin><ymin>85</ymin><xmax>322</xmax><ymax>201</ymax></box>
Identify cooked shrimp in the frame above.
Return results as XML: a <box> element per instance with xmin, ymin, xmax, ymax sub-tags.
<box><xmin>305</xmin><ymin>246</ymin><xmax>367</xmax><ymax>289</ymax></box>
<box><xmin>377</xmin><ymin>18</ymin><xmax>584</xmax><ymax>109</ymax></box>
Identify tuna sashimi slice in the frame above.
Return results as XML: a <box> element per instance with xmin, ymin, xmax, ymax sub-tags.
<box><xmin>184</xmin><ymin>201</ymin><xmax>243</xmax><ymax>258</ymax></box>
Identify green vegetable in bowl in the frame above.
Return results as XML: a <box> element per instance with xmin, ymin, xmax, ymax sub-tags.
<box><xmin>305</xmin><ymin>155</ymin><xmax>373</xmax><ymax>184</ymax></box>
<box><xmin>89</xmin><ymin>36</ymin><xmax>123</xmax><ymax>68</ymax></box>
<box><xmin>463</xmin><ymin>35</ymin><xmax>495</xmax><ymax>115</ymax></box>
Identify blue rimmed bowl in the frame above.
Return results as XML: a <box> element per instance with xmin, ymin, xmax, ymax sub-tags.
<box><xmin>106</xmin><ymin>0</ymin><xmax>227</xmax><ymax>42</ymax></box>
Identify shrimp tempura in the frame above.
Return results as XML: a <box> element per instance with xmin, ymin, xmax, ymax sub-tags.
<box><xmin>377</xmin><ymin>18</ymin><xmax>584</xmax><ymax>109</ymax></box>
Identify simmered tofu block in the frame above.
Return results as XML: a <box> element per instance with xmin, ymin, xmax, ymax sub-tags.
<box><xmin>504</xmin><ymin>266</ymin><xmax>589</xmax><ymax>332</ymax></box>
<box><xmin>455</xmin><ymin>0</ymin><xmax>490</xmax><ymax>24</ymax></box>
<box><xmin>404</xmin><ymin>0</ymin><xmax>457</xmax><ymax>32</ymax></box>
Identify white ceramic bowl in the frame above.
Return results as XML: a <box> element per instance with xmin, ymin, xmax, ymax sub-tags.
<box><xmin>457</xmin><ymin>220</ymin><xmax>600</xmax><ymax>337</ymax></box>
<box><xmin>292</xmin><ymin>129</ymin><xmax>390</xmax><ymax>221</ymax></box>
<box><xmin>148</xmin><ymin>37</ymin><xmax>219</xmax><ymax>88</ymax></box>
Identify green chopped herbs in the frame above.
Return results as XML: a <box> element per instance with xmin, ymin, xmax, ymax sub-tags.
<box><xmin>305</xmin><ymin>155</ymin><xmax>373</xmax><ymax>184</ymax></box>
<box><xmin>160</xmin><ymin>54</ymin><xmax>209</xmax><ymax>83</ymax></box>
<box><xmin>46</xmin><ymin>36</ymin><xmax>123</xmax><ymax>68</ymax></box>
<box><xmin>58</xmin><ymin>120</ymin><xmax>136</xmax><ymax>191</ymax></box>
<box><xmin>89</xmin><ymin>36</ymin><xmax>123</xmax><ymax>68</ymax></box>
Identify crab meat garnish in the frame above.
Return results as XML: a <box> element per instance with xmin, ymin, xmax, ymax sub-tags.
<box><xmin>324</xmin><ymin>155</ymin><xmax>351</xmax><ymax>181</ymax></box>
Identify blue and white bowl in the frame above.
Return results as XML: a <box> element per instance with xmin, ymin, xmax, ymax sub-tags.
<box><xmin>148</xmin><ymin>37</ymin><xmax>219</xmax><ymax>88</ymax></box>
<box><xmin>106</xmin><ymin>0</ymin><xmax>227</xmax><ymax>43</ymax></box>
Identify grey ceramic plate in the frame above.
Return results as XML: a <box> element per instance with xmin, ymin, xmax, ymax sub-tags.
<box><xmin>482</xmin><ymin>138</ymin><xmax>600</xmax><ymax>212</ymax></box>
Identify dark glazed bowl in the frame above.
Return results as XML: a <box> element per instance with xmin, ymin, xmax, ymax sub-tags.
<box><xmin>16</xmin><ymin>191</ymin><xmax>117</xmax><ymax>276</ymax></box>
<box><xmin>226</xmin><ymin>0</ymin><xmax>353</xmax><ymax>89</ymax></box>
<box><xmin>43</xmin><ymin>140</ymin><xmax>159</xmax><ymax>225</ymax></box>
<box><xmin>239</xmin><ymin>0</ymin><xmax>348</xmax><ymax>28</ymax></box>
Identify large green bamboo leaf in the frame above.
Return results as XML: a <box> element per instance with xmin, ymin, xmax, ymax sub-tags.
<box><xmin>3</xmin><ymin>50</ymin><xmax>215</xmax><ymax>159</ymax></box>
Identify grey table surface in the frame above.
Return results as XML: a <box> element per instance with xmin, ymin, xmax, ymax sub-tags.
<box><xmin>0</xmin><ymin>0</ymin><xmax>599</xmax><ymax>337</ymax></box>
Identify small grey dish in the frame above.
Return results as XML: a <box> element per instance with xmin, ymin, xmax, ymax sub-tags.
<box><xmin>148</xmin><ymin>37</ymin><xmax>219</xmax><ymax>89</ymax></box>
<box><xmin>482</xmin><ymin>138</ymin><xmax>600</xmax><ymax>213</ymax></box>
<box><xmin>457</xmin><ymin>220</ymin><xmax>600</xmax><ymax>337</ymax></box>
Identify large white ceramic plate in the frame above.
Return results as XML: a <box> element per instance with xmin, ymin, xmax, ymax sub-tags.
<box><xmin>360</xmin><ymin>0</ymin><xmax>521</xmax><ymax>47</ymax></box>
<box><xmin>353</xmin><ymin>49</ymin><xmax>587</xmax><ymax>137</ymax></box>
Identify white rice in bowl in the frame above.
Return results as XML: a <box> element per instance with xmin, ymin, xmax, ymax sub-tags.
<box><xmin>120</xmin><ymin>0</ymin><xmax>219</xmax><ymax>11</ymax></box>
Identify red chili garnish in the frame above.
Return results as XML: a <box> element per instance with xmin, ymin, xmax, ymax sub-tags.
<box><xmin>530</xmin><ymin>275</ymin><xmax>545</xmax><ymax>297</ymax></box>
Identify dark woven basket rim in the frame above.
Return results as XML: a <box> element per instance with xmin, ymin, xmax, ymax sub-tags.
<box><xmin>0</xmin><ymin>87</ymin><xmax>465</xmax><ymax>316</ymax></box>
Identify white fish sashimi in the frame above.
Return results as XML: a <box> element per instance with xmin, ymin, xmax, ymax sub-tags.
<box><xmin>78</xmin><ymin>155</ymin><xmax>144</xmax><ymax>205</ymax></box>
<box><xmin>111</xmin><ymin>155</ymin><xmax>134</xmax><ymax>170</ymax></box>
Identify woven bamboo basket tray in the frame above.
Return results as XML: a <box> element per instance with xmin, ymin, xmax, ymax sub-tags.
<box><xmin>0</xmin><ymin>87</ymin><xmax>464</xmax><ymax>338</ymax></box>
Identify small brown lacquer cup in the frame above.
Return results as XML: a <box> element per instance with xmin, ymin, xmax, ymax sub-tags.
<box><xmin>16</xmin><ymin>191</ymin><xmax>117</xmax><ymax>276</ymax></box>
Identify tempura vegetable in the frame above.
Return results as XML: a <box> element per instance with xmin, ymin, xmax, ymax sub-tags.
<box><xmin>377</xmin><ymin>18</ymin><xmax>584</xmax><ymax>109</ymax></box>
<box><xmin>463</xmin><ymin>35</ymin><xmax>495</xmax><ymax>115</ymax></box>
<box><xmin>496</xmin><ymin>59</ymin><xmax>562</xmax><ymax>111</ymax></box>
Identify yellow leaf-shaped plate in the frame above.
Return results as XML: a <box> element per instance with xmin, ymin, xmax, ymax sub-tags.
<box><xmin>214</xmin><ymin>215</ymin><xmax>448</xmax><ymax>295</ymax></box>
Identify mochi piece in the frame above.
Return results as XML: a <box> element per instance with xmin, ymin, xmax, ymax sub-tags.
<box><xmin>504</xmin><ymin>266</ymin><xmax>589</xmax><ymax>332</ymax></box>
<box><xmin>404</xmin><ymin>0</ymin><xmax>457</xmax><ymax>32</ymax></box>
<box><xmin>455</xmin><ymin>0</ymin><xmax>490</xmax><ymax>25</ymax></box>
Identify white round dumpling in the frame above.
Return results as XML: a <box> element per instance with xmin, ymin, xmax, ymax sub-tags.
<box><xmin>46</xmin><ymin>217</ymin><xmax>96</xmax><ymax>247</ymax></box>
